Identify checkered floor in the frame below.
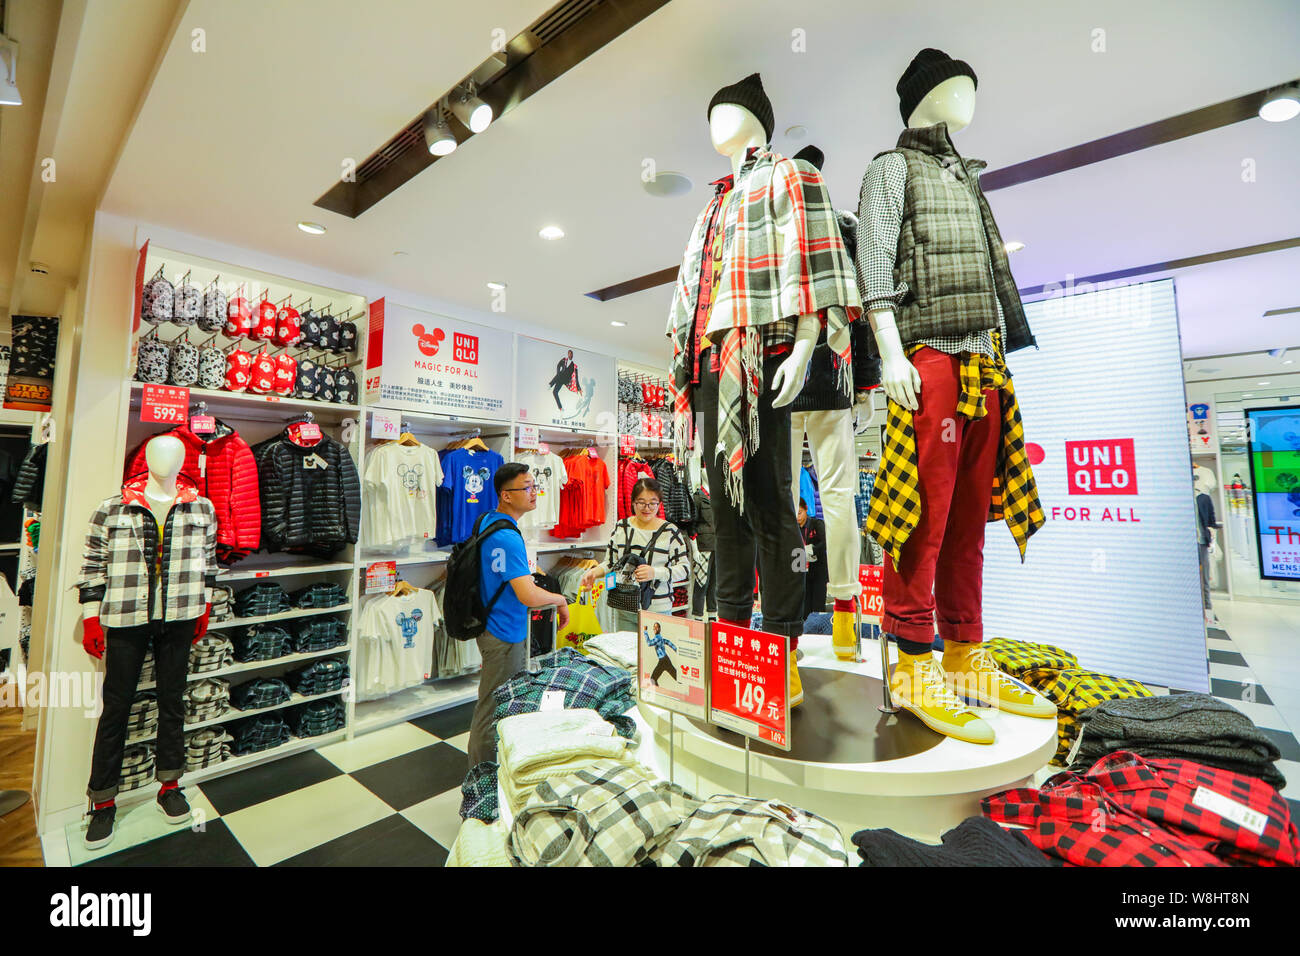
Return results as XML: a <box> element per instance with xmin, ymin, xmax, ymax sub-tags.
<box><xmin>61</xmin><ymin>627</ymin><xmax>1300</xmax><ymax>866</ymax></box>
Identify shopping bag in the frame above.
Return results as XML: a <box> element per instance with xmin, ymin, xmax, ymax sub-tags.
<box><xmin>557</xmin><ymin>588</ymin><xmax>601</xmax><ymax>653</ymax></box>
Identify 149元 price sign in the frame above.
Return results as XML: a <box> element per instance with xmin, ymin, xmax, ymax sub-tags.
<box><xmin>708</xmin><ymin>621</ymin><xmax>790</xmax><ymax>750</ymax></box>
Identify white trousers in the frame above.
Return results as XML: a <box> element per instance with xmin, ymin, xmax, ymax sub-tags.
<box><xmin>790</xmin><ymin>407</ymin><xmax>859</xmax><ymax>601</ymax></box>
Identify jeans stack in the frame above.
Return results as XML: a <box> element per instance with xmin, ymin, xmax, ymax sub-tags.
<box><xmin>230</xmin><ymin>713</ymin><xmax>291</xmax><ymax>755</ymax></box>
<box><xmin>293</xmin><ymin>617</ymin><xmax>348</xmax><ymax>653</ymax></box>
<box><xmin>290</xmin><ymin>658</ymin><xmax>348</xmax><ymax>695</ymax></box>
<box><xmin>184</xmin><ymin>678</ymin><xmax>230</xmax><ymax>724</ymax></box>
<box><xmin>230</xmin><ymin>677</ymin><xmax>291</xmax><ymax>711</ymax></box>
<box><xmin>210</xmin><ymin>584</ymin><xmax>234</xmax><ymax>622</ymax></box>
<box><xmin>233</xmin><ymin>625</ymin><xmax>293</xmax><ymax>662</ymax></box>
<box><xmin>289</xmin><ymin>699</ymin><xmax>345</xmax><ymax>738</ymax></box>
<box><xmin>184</xmin><ymin>728</ymin><xmax>233</xmax><ymax>771</ymax></box>
<box><xmin>119</xmin><ymin>744</ymin><xmax>155</xmax><ymax>793</ymax></box>
<box><xmin>290</xmin><ymin>583</ymin><xmax>348</xmax><ymax>609</ymax></box>
<box><xmin>189</xmin><ymin>635</ymin><xmax>236</xmax><ymax>674</ymax></box>
<box><xmin>234</xmin><ymin>582</ymin><xmax>291</xmax><ymax>617</ymax></box>
<box><xmin>126</xmin><ymin>691</ymin><xmax>159</xmax><ymax>740</ymax></box>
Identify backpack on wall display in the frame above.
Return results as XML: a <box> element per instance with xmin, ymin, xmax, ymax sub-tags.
<box><xmin>444</xmin><ymin>513</ymin><xmax>523</xmax><ymax>641</ymax></box>
<box><xmin>135</xmin><ymin>337</ymin><xmax>170</xmax><ymax>384</ymax></box>
<box><xmin>251</xmin><ymin>299</ymin><xmax>278</xmax><ymax>342</ymax></box>
<box><xmin>275</xmin><ymin>304</ymin><xmax>303</xmax><ymax>347</ymax></box>
<box><xmin>199</xmin><ymin>287</ymin><xmax>227</xmax><ymax>332</ymax></box>
<box><xmin>173</xmin><ymin>282</ymin><xmax>201</xmax><ymax>326</ymax></box>
<box><xmin>225</xmin><ymin>295</ymin><xmax>253</xmax><ymax>338</ymax></box>
<box><xmin>140</xmin><ymin>275</ymin><xmax>174</xmax><ymax>325</ymax></box>
<box><xmin>224</xmin><ymin>347</ymin><xmax>252</xmax><ymax>391</ymax></box>
<box><xmin>334</xmin><ymin>368</ymin><xmax>357</xmax><ymax>404</ymax></box>
<box><xmin>338</xmin><ymin>320</ymin><xmax>357</xmax><ymax>354</ymax></box>
<box><xmin>249</xmin><ymin>349</ymin><xmax>277</xmax><ymax>394</ymax></box>
<box><xmin>169</xmin><ymin>339</ymin><xmax>199</xmax><ymax>387</ymax></box>
<box><xmin>294</xmin><ymin>358</ymin><xmax>321</xmax><ymax>399</ymax></box>
<box><xmin>198</xmin><ymin>345</ymin><xmax>226</xmax><ymax>390</ymax></box>
<box><xmin>273</xmin><ymin>353</ymin><xmax>296</xmax><ymax>395</ymax></box>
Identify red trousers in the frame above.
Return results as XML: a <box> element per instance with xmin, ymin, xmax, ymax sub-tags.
<box><xmin>882</xmin><ymin>347</ymin><xmax>1000</xmax><ymax>645</ymax></box>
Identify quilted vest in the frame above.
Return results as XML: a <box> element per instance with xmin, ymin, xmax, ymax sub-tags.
<box><xmin>876</xmin><ymin>123</ymin><xmax>1035</xmax><ymax>353</ymax></box>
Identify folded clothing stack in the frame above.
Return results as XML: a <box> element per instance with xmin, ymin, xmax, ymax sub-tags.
<box><xmin>184</xmin><ymin>728</ymin><xmax>232</xmax><ymax>771</ymax></box>
<box><xmin>289</xmin><ymin>699</ymin><xmax>345</xmax><ymax>738</ymax></box>
<box><xmin>230</xmin><ymin>713</ymin><xmax>291</xmax><ymax>755</ymax></box>
<box><xmin>184</xmin><ymin>678</ymin><xmax>230</xmax><ymax>724</ymax></box>
<box><xmin>120</xmin><ymin>743</ymin><xmax>155</xmax><ymax>793</ymax></box>
<box><xmin>1072</xmin><ymin>694</ymin><xmax>1286</xmax><ymax>788</ymax></box>
<box><xmin>496</xmin><ymin>709</ymin><xmax>636</xmax><ymax>815</ymax></box>
<box><xmin>126</xmin><ymin>692</ymin><xmax>158</xmax><ymax>739</ymax></box>
<box><xmin>852</xmin><ymin>816</ymin><xmax>1053</xmax><ymax>867</ymax></box>
<box><xmin>189</xmin><ymin>635</ymin><xmax>236</xmax><ymax>674</ymax></box>
<box><xmin>292</xmin><ymin>617</ymin><xmax>348</xmax><ymax>653</ymax></box>
<box><xmin>138</xmin><ymin>651</ymin><xmax>156</xmax><ymax>686</ymax></box>
<box><xmin>460</xmin><ymin>761</ymin><xmax>501</xmax><ymax>824</ymax></box>
<box><xmin>230</xmin><ymin>677</ymin><xmax>291</xmax><ymax>711</ymax></box>
<box><xmin>234</xmin><ymin>582</ymin><xmax>291</xmax><ymax>617</ymax></box>
<box><xmin>290</xmin><ymin>658</ymin><xmax>349</xmax><ymax>695</ymax></box>
<box><xmin>447</xmin><ymin>819</ymin><xmax>514</xmax><ymax>867</ymax></box>
<box><xmin>581</xmin><ymin>632</ymin><xmax>637</xmax><ymax>671</ymax></box>
<box><xmin>233</xmin><ymin>625</ymin><xmax>292</xmax><ymax>662</ymax></box>
<box><xmin>210</xmin><ymin>584</ymin><xmax>234</xmax><ymax>622</ymax></box>
<box><xmin>290</xmin><ymin>583</ymin><xmax>348</xmax><ymax>609</ymax></box>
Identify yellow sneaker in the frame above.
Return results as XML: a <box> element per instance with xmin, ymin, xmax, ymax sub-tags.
<box><xmin>890</xmin><ymin>652</ymin><xmax>994</xmax><ymax>744</ymax></box>
<box><xmin>831</xmin><ymin>609</ymin><xmax>857</xmax><ymax>661</ymax></box>
<box><xmin>789</xmin><ymin>655</ymin><xmax>804</xmax><ymax>708</ymax></box>
<box><xmin>942</xmin><ymin>643</ymin><xmax>1058</xmax><ymax>719</ymax></box>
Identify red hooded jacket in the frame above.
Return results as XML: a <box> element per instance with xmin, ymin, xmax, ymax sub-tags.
<box><xmin>125</xmin><ymin>421</ymin><xmax>261</xmax><ymax>561</ymax></box>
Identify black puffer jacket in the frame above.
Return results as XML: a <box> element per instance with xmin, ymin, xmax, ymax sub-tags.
<box><xmin>10</xmin><ymin>442</ymin><xmax>47</xmax><ymax>510</ymax></box>
<box><xmin>253</xmin><ymin>428</ymin><xmax>360</xmax><ymax>557</ymax></box>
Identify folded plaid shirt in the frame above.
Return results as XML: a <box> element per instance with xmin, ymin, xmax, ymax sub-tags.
<box><xmin>189</xmin><ymin>635</ymin><xmax>236</xmax><ymax>674</ymax></box>
<box><xmin>183</xmin><ymin>678</ymin><xmax>230</xmax><ymax>724</ymax></box>
<box><xmin>866</xmin><ymin>334</ymin><xmax>1044</xmax><ymax>566</ymax></box>
<box><xmin>290</xmin><ymin>658</ymin><xmax>349</xmax><ymax>695</ymax></box>
<box><xmin>120</xmin><ymin>744</ymin><xmax>156</xmax><ymax>792</ymax></box>
<box><xmin>210</xmin><ymin>584</ymin><xmax>234</xmax><ymax>622</ymax></box>
<box><xmin>292</xmin><ymin>617</ymin><xmax>348</xmax><ymax>653</ymax></box>
<box><xmin>184</xmin><ymin>728</ymin><xmax>232</xmax><ymax>770</ymax></box>
<box><xmin>985</xmin><ymin>637</ymin><xmax>1078</xmax><ymax>684</ymax></box>
<box><xmin>490</xmin><ymin>649</ymin><xmax>637</xmax><ymax>751</ymax></box>
<box><xmin>233</xmin><ymin>625</ymin><xmax>293</xmax><ymax>662</ymax></box>
<box><xmin>511</xmin><ymin>761</ymin><xmax>694</xmax><ymax>867</ymax></box>
<box><xmin>288</xmin><ymin>699</ymin><xmax>345</xmax><ymax>737</ymax></box>
<box><xmin>230</xmin><ymin>677</ymin><xmax>291</xmax><ymax>711</ymax></box>
<box><xmin>461</xmin><ymin>762</ymin><xmax>501</xmax><ymax>823</ymax></box>
<box><xmin>138</xmin><ymin>650</ymin><xmax>157</xmax><ymax>685</ymax></box>
<box><xmin>1038</xmin><ymin>667</ymin><xmax>1152</xmax><ymax>764</ymax></box>
<box><xmin>230</xmin><ymin>713</ymin><xmax>291</xmax><ymax>755</ymax></box>
<box><xmin>655</xmin><ymin>794</ymin><xmax>849</xmax><ymax>867</ymax></box>
<box><xmin>290</xmin><ymin>583</ymin><xmax>348</xmax><ymax>609</ymax></box>
<box><xmin>233</xmin><ymin>582</ymin><xmax>291</xmax><ymax>617</ymax></box>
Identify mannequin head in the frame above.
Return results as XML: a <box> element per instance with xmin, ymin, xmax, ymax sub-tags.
<box><xmin>710</xmin><ymin>103</ymin><xmax>767</xmax><ymax>159</ymax></box>
<box><xmin>907</xmin><ymin>75</ymin><xmax>976</xmax><ymax>132</ymax></box>
<box><xmin>145</xmin><ymin>435</ymin><xmax>185</xmax><ymax>482</ymax></box>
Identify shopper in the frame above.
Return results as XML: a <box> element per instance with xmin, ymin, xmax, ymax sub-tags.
<box><xmin>467</xmin><ymin>462</ymin><xmax>569</xmax><ymax>766</ymax></box>
<box><xmin>582</xmin><ymin>478</ymin><xmax>690</xmax><ymax>632</ymax></box>
<box><xmin>797</xmin><ymin>498</ymin><xmax>828</xmax><ymax>616</ymax></box>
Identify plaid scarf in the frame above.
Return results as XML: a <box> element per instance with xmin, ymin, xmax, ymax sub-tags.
<box><xmin>668</xmin><ymin>149</ymin><xmax>861</xmax><ymax>511</ymax></box>
<box><xmin>865</xmin><ymin>334</ymin><xmax>1044</xmax><ymax>565</ymax></box>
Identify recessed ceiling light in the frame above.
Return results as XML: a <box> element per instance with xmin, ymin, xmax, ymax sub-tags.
<box><xmin>1285</xmin><ymin>360</ymin><xmax>1295</xmax><ymax>365</ymax></box>
<box><xmin>486</xmin><ymin>281</ymin><xmax>506</xmax><ymax>290</ymax></box>
<box><xmin>393</xmin><ymin>250</ymin><xmax>408</xmax><ymax>257</ymax></box>
<box><xmin>1197</xmin><ymin>367</ymin><xmax>1221</xmax><ymax>373</ymax></box>
<box><xmin>1243</xmin><ymin>393</ymin><xmax>1254</xmax><ymax>398</ymax></box>
<box><xmin>1259</xmin><ymin>86</ymin><xmax>1300</xmax><ymax>123</ymax></box>
<box><xmin>538</xmin><ymin>225</ymin><xmax>565</xmax><ymax>241</ymax></box>
<box><xmin>1004</xmin><ymin>240</ymin><xmax>1025</xmax><ymax>253</ymax></box>
<box><xmin>610</xmin><ymin>320</ymin><xmax>626</xmax><ymax>327</ymax></box>
<box><xmin>785</xmin><ymin>125</ymin><xmax>807</xmax><ymax>139</ymax></box>
<box><xmin>1259</xmin><ymin>381</ymin><xmax>1271</xmax><ymax>385</ymax></box>
<box><xmin>643</xmin><ymin>171</ymin><xmax>693</xmax><ymax>198</ymax></box>
<box><xmin>297</xmin><ymin>221</ymin><xmax>326</xmax><ymax>235</ymax></box>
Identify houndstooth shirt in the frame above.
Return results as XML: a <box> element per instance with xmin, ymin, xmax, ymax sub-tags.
<box><xmin>77</xmin><ymin>477</ymin><xmax>218</xmax><ymax>628</ymax></box>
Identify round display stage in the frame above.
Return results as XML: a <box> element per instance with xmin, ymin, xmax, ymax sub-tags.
<box><xmin>632</xmin><ymin>635</ymin><xmax>1058</xmax><ymax>843</ymax></box>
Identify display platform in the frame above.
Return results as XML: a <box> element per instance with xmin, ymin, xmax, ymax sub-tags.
<box><xmin>634</xmin><ymin>635</ymin><xmax>1058</xmax><ymax>843</ymax></box>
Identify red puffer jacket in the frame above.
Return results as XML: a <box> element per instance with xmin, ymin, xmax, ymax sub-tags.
<box><xmin>124</xmin><ymin>421</ymin><xmax>261</xmax><ymax>563</ymax></box>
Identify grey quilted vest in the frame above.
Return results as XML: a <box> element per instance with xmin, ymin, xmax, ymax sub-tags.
<box><xmin>876</xmin><ymin>123</ymin><xmax>1035</xmax><ymax>353</ymax></box>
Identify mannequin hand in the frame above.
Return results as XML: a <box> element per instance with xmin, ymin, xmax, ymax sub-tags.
<box><xmin>632</xmin><ymin>564</ymin><xmax>655</xmax><ymax>583</ymax></box>
<box><xmin>82</xmin><ymin>617</ymin><xmax>106</xmax><ymax>659</ymax></box>
<box><xmin>870</xmin><ymin>312</ymin><xmax>921</xmax><ymax>411</ymax></box>
<box><xmin>194</xmin><ymin>604</ymin><xmax>212</xmax><ymax>644</ymax></box>
<box><xmin>771</xmin><ymin>314</ymin><xmax>820</xmax><ymax>409</ymax></box>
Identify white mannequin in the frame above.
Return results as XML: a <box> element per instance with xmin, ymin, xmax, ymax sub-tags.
<box><xmin>869</xmin><ymin>75</ymin><xmax>977</xmax><ymax>410</ymax></box>
<box><xmin>1194</xmin><ymin>465</ymin><xmax>1219</xmax><ymax>558</ymax></box>
<box><xmin>709</xmin><ymin>103</ymin><xmax>850</xmax><ymax>407</ymax></box>
<box><xmin>84</xmin><ymin>436</ymin><xmax>185</xmax><ymax>623</ymax></box>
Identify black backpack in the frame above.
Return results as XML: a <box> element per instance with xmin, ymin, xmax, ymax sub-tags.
<box><xmin>445</xmin><ymin>513</ymin><xmax>524</xmax><ymax>641</ymax></box>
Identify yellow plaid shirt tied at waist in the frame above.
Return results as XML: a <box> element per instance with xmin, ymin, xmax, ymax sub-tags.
<box><xmin>865</xmin><ymin>338</ymin><xmax>1045</xmax><ymax>567</ymax></box>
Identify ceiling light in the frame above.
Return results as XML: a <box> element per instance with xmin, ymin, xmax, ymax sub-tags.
<box><xmin>610</xmin><ymin>321</ymin><xmax>626</xmax><ymax>327</ymax></box>
<box><xmin>1285</xmin><ymin>360</ymin><xmax>1295</xmax><ymax>365</ymax></box>
<box><xmin>451</xmin><ymin>83</ymin><xmax>492</xmax><ymax>133</ymax></box>
<box><xmin>393</xmin><ymin>250</ymin><xmax>408</xmax><ymax>257</ymax></box>
<box><xmin>486</xmin><ymin>281</ymin><xmax>506</xmax><ymax>290</ymax></box>
<box><xmin>1259</xmin><ymin>381</ymin><xmax>1271</xmax><ymax>386</ymax></box>
<box><xmin>1004</xmin><ymin>240</ymin><xmax>1025</xmax><ymax>253</ymax></box>
<box><xmin>643</xmin><ymin>171</ymin><xmax>693</xmax><ymax>198</ymax></box>
<box><xmin>0</xmin><ymin>37</ymin><xmax>20</xmax><ymax>107</ymax></box>
<box><xmin>785</xmin><ymin>125</ymin><xmax>807</xmax><ymax>139</ymax></box>
<box><xmin>1243</xmin><ymin>393</ymin><xmax>1254</xmax><ymax>398</ymax></box>
<box><xmin>1259</xmin><ymin>86</ymin><xmax>1300</xmax><ymax>123</ymax></box>
<box><xmin>1197</xmin><ymin>367</ymin><xmax>1221</xmax><ymax>373</ymax></box>
<box><xmin>297</xmin><ymin>221</ymin><xmax>326</xmax><ymax>235</ymax></box>
<box><xmin>423</xmin><ymin>108</ymin><xmax>457</xmax><ymax>156</ymax></box>
<box><xmin>538</xmin><ymin>225</ymin><xmax>565</xmax><ymax>241</ymax></box>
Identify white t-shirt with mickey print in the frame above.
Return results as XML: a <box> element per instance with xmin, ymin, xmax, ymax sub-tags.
<box><xmin>514</xmin><ymin>451</ymin><xmax>569</xmax><ymax>533</ymax></box>
<box><xmin>363</xmin><ymin>441</ymin><xmax>445</xmax><ymax>549</ymax></box>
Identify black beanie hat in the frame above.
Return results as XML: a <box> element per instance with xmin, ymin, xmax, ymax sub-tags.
<box><xmin>792</xmin><ymin>144</ymin><xmax>824</xmax><ymax>170</ymax></box>
<box><xmin>896</xmin><ymin>48</ymin><xmax>977</xmax><ymax>124</ymax></box>
<box><xmin>708</xmin><ymin>72</ymin><xmax>775</xmax><ymax>143</ymax></box>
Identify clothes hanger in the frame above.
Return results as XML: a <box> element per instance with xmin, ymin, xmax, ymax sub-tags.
<box><xmin>392</xmin><ymin>579</ymin><xmax>417</xmax><ymax>597</ymax></box>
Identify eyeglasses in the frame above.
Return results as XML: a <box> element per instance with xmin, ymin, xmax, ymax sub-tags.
<box><xmin>633</xmin><ymin>499</ymin><xmax>660</xmax><ymax>510</ymax></box>
<box><xmin>505</xmin><ymin>483</ymin><xmax>537</xmax><ymax>494</ymax></box>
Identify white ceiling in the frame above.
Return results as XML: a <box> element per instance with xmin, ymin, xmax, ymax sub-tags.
<box><xmin>100</xmin><ymin>0</ymin><xmax>1300</xmax><ymax>366</ymax></box>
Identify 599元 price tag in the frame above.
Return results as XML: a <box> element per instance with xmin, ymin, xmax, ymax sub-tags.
<box><xmin>141</xmin><ymin>384</ymin><xmax>189</xmax><ymax>424</ymax></box>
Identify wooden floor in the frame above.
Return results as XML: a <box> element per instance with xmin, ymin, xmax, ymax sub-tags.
<box><xmin>0</xmin><ymin>690</ymin><xmax>43</xmax><ymax>866</ymax></box>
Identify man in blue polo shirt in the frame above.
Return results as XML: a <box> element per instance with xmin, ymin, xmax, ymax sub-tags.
<box><xmin>468</xmin><ymin>462</ymin><xmax>570</xmax><ymax>765</ymax></box>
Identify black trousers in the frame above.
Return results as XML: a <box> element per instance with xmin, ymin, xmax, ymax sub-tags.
<box><xmin>692</xmin><ymin>551</ymin><xmax>718</xmax><ymax>616</ymax></box>
<box><xmin>650</xmin><ymin>655</ymin><xmax>678</xmax><ymax>685</ymax></box>
<box><xmin>88</xmin><ymin>618</ymin><xmax>194</xmax><ymax>802</ymax></box>
<box><xmin>697</xmin><ymin>351</ymin><xmax>805</xmax><ymax>641</ymax></box>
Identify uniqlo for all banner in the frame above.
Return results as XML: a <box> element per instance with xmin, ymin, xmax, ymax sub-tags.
<box><xmin>365</xmin><ymin>300</ymin><xmax>509</xmax><ymax>420</ymax></box>
<box><xmin>709</xmin><ymin>622</ymin><xmax>790</xmax><ymax>750</ymax></box>
<box><xmin>637</xmin><ymin>611</ymin><xmax>708</xmax><ymax>720</ymax></box>
<box><xmin>980</xmin><ymin>279</ymin><xmax>1207</xmax><ymax>692</ymax></box>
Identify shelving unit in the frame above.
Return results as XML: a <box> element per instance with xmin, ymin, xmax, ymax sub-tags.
<box><xmin>136</xmin><ymin>644</ymin><xmax>348</xmax><ymax>691</ymax></box>
<box><xmin>206</xmin><ymin>603</ymin><xmax>350</xmax><ymax>631</ymax></box>
<box><xmin>125</xmin><ymin>688</ymin><xmax>347</xmax><ymax>746</ymax></box>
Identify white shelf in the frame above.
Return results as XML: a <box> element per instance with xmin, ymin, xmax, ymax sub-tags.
<box><xmin>359</xmin><ymin>550</ymin><xmax>451</xmax><ymax>568</ymax></box>
<box><xmin>218</xmin><ymin>559</ymin><xmax>355</xmax><ymax>581</ymax></box>
<box><xmin>353</xmin><ymin>677</ymin><xmax>478</xmax><ymax>735</ymax></box>
<box><xmin>364</xmin><ymin>406</ymin><xmax>509</xmax><ymax>430</ymax></box>
<box><xmin>125</xmin><ymin>689</ymin><xmax>346</xmax><ymax>745</ymax></box>
<box><xmin>207</xmin><ymin>603</ymin><xmax>351</xmax><ymax>631</ymax></box>
<box><xmin>172</xmin><ymin>729</ymin><xmax>350</xmax><ymax>787</ymax></box>
<box><xmin>136</xmin><ymin>644</ymin><xmax>349</xmax><ymax>691</ymax></box>
<box><xmin>128</xmin><ymin>382</ymin><xmax>360</xmax><ymax>417</ymax></box>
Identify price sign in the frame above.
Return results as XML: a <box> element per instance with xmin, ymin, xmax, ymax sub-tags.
<box><xmin>517</xmin><ymin>424</ymin><xmax>539</xmax><ymax>450</ymax></box>
<box><xmin>708</xmin><ymin>621</ymin><xmax>790</xmax><ymax>750</ymax></box>
<box><xmin>298</xmin><ymin>422</ymin><xmax>322</xmax><ymax>442</ymax></box>
<box><xmin>191</xmin><ymin>415</ymin><xmax>216</xmax><ymax>435</ymax></box>
<box><xmin>365</xmin><ymin>560</ymin><xmax>397</xmax><ymax>594</ymax></box>
<box><xmin>858</xmin><ymin>564</ymin><xmax>883</xmax><ymax>619</ymax></box>
<box><xmin>141</xmin><ymin>384</ymin><xmax>189</xmax><ymax>424</ymax></box>
<box><xmin>637</xmin><ymin>611</ymin><xmax>708</xmax><ymax>720</ymax></box>
<box><xmin>371</xmin><ymin>409</ymin><xmax>399</xmax><ymax>440</ymax></box>
<box><xmin>619</xmin><ymin>434</ymin><xmax>636</xmax><ymax>456</ymax></box>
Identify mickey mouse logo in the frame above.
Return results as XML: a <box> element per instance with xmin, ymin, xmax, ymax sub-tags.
<box><xmin>463</xmin><ymin>465</ymin><xmax>489</xmax><ymax>504</ymax></box>
<box><xmin>397</xmin><ymin>463</ymin><xmax>426</xmax><ymax>496</ymax></box>
<box><xmin>412</xmin><ymin>324</ymin><xmax>447</xmax><ymax>357</ymax></box>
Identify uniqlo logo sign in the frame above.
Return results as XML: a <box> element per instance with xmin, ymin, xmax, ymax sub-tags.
<box><xmin>453</xmin><ymin>332</ymin><xmax>479</xmax><ymax>364</ymax></box>
<box><xmin>1065</xmin><ymin>438</ymin><xmax>1138</xmax><ymax>495</ymax></box>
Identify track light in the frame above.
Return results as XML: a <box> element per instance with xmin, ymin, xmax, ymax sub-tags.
<box><xmin>1259</xmin><ymin>85</ymin><xmax>1300</xmax><ymax>123</ymax></box>
<box><xmin>0</xmin><ymin>37</ymin><xmax>21</xmax><ymax>107</ymax></box>
<box><xmin>423</xmin><ymin>107</ymin><xmax>456</xmax><ymax>156</ymax></box>
<box><xmin>450</xmin><ymin>82</ymin><xmax>492</xmax><ymax>134</ymax></box>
